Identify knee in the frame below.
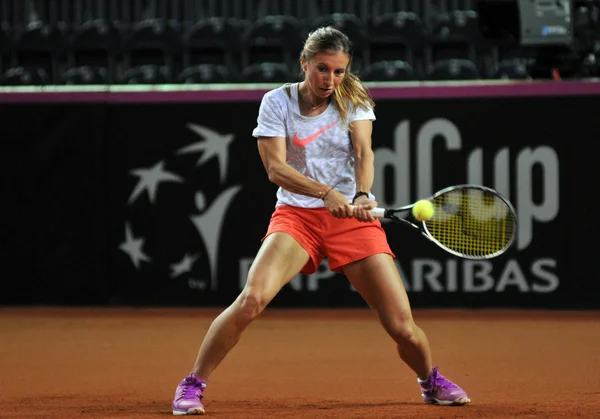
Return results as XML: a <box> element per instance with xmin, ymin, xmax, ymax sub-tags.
<box><xmin>383</xmin><ymin>314</ymin><xmax>418</xmax><ymax>345</ymax></box>
<box><xmin>235</xmin><ymin>287</ymin><xmax>268</xmax><ymax>323</ymax></box>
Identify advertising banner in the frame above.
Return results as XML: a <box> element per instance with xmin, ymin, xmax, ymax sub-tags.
<box><xmin>1</xmin><ymin>85</ymin><xmax>597</xmax><ymax>308</ymax></box>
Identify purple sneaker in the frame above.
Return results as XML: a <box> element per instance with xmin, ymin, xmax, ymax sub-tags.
<box><xmin>172</xmin><ymin>373</ymin><xmax>207</xmax><ymax>415</ymax></box>
<box><xmin>418</xmin><ymin>366</ymin><xmax>471</xmax><ymax>406</ymax></box>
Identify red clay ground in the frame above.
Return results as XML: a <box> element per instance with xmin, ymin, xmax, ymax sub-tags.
<box><xmin>1</xmin><ymin>308</ymin><xmax>599</xmax><ymax>418</ymax></box>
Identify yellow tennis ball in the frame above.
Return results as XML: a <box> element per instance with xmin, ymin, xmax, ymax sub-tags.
<box><xmin>412</xmin><ymin>200</ymin><xmax>435</xmax><ymax>221</ymax></box>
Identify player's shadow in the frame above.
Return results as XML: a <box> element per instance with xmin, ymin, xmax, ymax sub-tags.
<box><xmin>299</xmin><ymin>401</ymin><xmax>421</xmax><ymax>409</ymax></box>
<box><xmin>160</xmin><ymin>401</ymin><xmax>421</xmax><ymax>416</ymax></box>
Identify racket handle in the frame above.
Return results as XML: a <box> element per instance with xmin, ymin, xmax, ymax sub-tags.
<box><xmin>350</xmin><ymin>205</ymin><xmax>386</xmax><ymax>218</ymax></box>
<box><xmin>370</xmin><ymin>208</ymin><xmax>386</xmax><ymax>218</ymax></box>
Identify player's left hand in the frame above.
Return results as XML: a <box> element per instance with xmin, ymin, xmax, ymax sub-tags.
<box><xmin>352</xmin><ymin>196</ymin><xmax>378</xmax><ymax>222</ymax></box>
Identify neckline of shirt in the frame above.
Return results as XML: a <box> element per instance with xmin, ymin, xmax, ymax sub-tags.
<box><xmin>288</xmin><ymin>82</ymin><xmax>332</xmax><ymax>121</ymax></box>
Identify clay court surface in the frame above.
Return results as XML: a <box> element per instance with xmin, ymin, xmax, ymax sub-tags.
<box><xmin>1</xmin><ymin>308</ymin><xmax>599</xmax><ymax>419</ymax></box>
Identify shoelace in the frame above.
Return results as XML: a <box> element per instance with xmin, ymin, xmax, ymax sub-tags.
<box><xmin>179</xmin><ymin>378</ymin><xmax>206</xmax><ymax>400</ymax></box>
<box><xmin>186</xmin><ymin>386</ymin><xmax>203</xmax><ymax>399</ymax></box>
<box><xmin>425</xmin><ymin>372</ymin><xmax>449</xmax><ymax>390</ymax></box>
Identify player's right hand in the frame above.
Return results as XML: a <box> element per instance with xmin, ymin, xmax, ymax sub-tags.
<box><xmin>352</xmin><ymin>197</ymin><xmax>378</xmax><ymax>222</ymax></box>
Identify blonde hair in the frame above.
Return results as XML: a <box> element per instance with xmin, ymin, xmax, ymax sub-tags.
<box><xmin>300</xmin><ymin>26</ymin><xmax>375</xmax><ymax>129</ymax></box>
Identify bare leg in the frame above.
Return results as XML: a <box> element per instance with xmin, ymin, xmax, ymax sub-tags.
<box><xmin>343</xmin><ymin>253</ymin><xmax>433</xmax><ymax>379</ymax></box>
<box><xmin>192</xmin><ymin>233</ymin><xmax>310</xmax><ymax>379</ymax></box>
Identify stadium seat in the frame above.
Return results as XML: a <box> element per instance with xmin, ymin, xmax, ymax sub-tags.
<box><xmin>494</xmin><ymin>58</ymin><xmax>530</xmax><ymax>80</ymax></box>
<box><xmin>120</xmin><ymin>64</ymin><xmax>171</xmax><ymax>84</ymax></box>
<box><xmin>70</xmin><ymin>19</ymin><xmax>121</xmax><ymax>83</ymax></box>
<box><xmin>239</xmin><ymin>62</ymin><xmax>291</xmax><ymax>83</ymax></box>
<box><xmin>369</xmin><ymin>12</ymin><xmax>426</xmax><ymax>64</ymax></box>
<box><xmin>182</xmin><ymin>17</ymin><xmax>245</xmax><ymax>72</ymax></box>
<box><xmin>13</xmin><ymin>21</ymin><xmax>68</xmax><ymax>84</ymax></box>
<box><xmin>427</xmin><ymin>10</ymin><xmax>481</xmax><ymax>74</ymax></box>
<box><xmin>427</xmin><ymin>59</ymin><xmax>480</xmax><ymax>81</ymax></box>
<box><xmin>178</xmin><ymin>64</ymin><xmax>230</xmax><ymax>83</ymax></box>
<box><xmin>241</xmin><ymin>15</ymin><xmax>305</xmax><ymax>72</ymax></box>
<box><xmin>62</xmin><ymin>66</ymin><xmax>109</xmax><ymax>85</ymax></box>
<box><xmin>573</xmin><ymin>3</ymin><xmax>600</xmax><ymax>44</ymax></box>
<box><xmin>122</xmin><ymin>18</ymin><xmax>181</xmax><ymax>71</ymax></box>
<box><xmin>363</xmin><ymin>60</ymin><xmax>416</xmax><ymax>82</ymax></box>
<box><xmin>430</xmin><ymin>10</ymin><xmax>481</xmax><ymax>43</ymax></box>
<box><xmin>0</xmin><ymin>66</ymin><xmax>50</xmax><ymax>85</ymax></box>
<box><xmin>591</xmin><ymin>41</ymin><xmax>600</xmax><ymax>76</ymax></box>
<box><xmin>496</xmin><ymin>45</ymin><xmax>527</xmax><ymax>63</ymax></box>
<box><xmin>310</xmin><ymin>13</ymin><xmax>370</xmax><ymax>73</ymax></box>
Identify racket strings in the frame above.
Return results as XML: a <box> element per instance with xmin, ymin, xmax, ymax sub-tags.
<box><xmin>425</xmin><ymin>190</ymin><xmax>516</xmax><ymax>258</ymax></box>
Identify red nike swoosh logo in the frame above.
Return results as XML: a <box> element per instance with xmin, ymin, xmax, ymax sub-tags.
<box><xmin>292</xmin><ymin>122</ymin><xmax>338</xmax><ymax>147</ymax></box>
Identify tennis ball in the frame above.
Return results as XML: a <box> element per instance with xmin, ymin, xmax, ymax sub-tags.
<box><xmin>412</xmin><ymin>200</ymin><xmax>435</xmax><ymax>221</ymax></box>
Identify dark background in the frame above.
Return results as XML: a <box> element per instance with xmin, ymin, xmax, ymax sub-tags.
<box><xmin>1</xmin><ymin>91</ymin><xmax>597</xmax><ymax>309</ymax></box>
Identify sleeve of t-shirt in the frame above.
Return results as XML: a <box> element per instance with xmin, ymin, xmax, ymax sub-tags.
<box><xmin>348</xmin><ymin>102</ymin><xmax>376</xmax><ymax>123</ymax></box>
<box><xmin>252</xmin><ymin>90</ymin><xmax>287</xmax><ymax>138</ymax></box>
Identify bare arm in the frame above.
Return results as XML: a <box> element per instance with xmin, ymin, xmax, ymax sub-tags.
<box><xmin>257</xmin><ymin>136</ymin><xmax>331</xmax><ymax>199</ymax></box>
<box><xmin>350</xmin><ymin>119</ymin><xmax>375</xmax><ymax>194</ymax></box>
<box><xmin>350</xmin><ymin>119</ymin><xmax>378</xmax><ymax>221</ymax></box>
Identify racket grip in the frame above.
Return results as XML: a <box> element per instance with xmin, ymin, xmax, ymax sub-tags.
<box><xmin>370</xmin><ymin>208</ymin><xmax>386</xmax><ymax>218</ymax></box>
<box><xmin>350</xmin><ymin>205</ymin><xmax>386</xmax><ymax>218</ymax></box>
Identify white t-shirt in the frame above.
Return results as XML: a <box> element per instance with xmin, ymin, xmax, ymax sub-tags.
<box><xmin>252</xmin><ymin>82</ymin><xmax>376</xmax><ymax>208</ymax></box>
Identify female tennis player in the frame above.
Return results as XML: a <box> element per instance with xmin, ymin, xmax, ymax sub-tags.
<box><xmin>172</xmin><ymin>26</ymin><xmax>470</xmax><ymax>415</ymax></box>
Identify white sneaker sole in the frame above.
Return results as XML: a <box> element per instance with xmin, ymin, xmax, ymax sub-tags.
<box><xmin>172</xmin><ymin>407</ymin><xmax>206</xmax><ymax>415</ymax></box>
<box><xmin>428</xmin><ymin>396</ymin><xmax>471</xmax><ymax>406</ymax></box>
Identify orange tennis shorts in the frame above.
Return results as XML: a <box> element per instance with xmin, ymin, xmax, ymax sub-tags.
<box><xmin>263</xmin><ymin>205</ymin><xmax>396</xmax><ymax>275</ymax></box>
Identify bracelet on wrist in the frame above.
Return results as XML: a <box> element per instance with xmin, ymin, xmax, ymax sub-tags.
<box><xmin>352</xmin><ymin>191</ymin><xmax>369</xmax><ymax>204</ymax></box>
<box><xmin>321</xmin><ymin>187</ymin><xmax>333</xmax><ymax>201</ymax></box>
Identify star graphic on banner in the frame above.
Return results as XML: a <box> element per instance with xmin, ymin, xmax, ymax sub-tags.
<box><xmin>170</xmin><ymin>254</ymin><xmax>198</xmax><ymax>278</ymax></box>
<box><xmin>119</xmin><ymin>223</ymin><xmax>151</xmax><ymax>269</ymax></box>
<box><xmin>178</xmin><ymin>123</ymin><xmax>234</xmax><ymax>183</ymax></box>
<box><xmin>128</xmin><ymin>160</ymin><xmax>183</xmax><ymax>204</ymax></box>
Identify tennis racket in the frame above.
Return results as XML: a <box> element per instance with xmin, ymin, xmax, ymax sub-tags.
<box><xmin>353</xmin><ymin>184</ymin><xmax>517</xmax><ymax>259</ymax></box>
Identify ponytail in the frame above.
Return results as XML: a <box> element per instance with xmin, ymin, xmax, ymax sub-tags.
<box><xmin>332</xmin><ymin>71</ymin><xmax>375</xmax><ymax>130</ymax></box>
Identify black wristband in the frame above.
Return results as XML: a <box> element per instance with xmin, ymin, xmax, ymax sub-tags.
<box><xmin>352</xmin><ymin>191</ymin><xmax>369</xmax><ymax>204</ymax></box>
